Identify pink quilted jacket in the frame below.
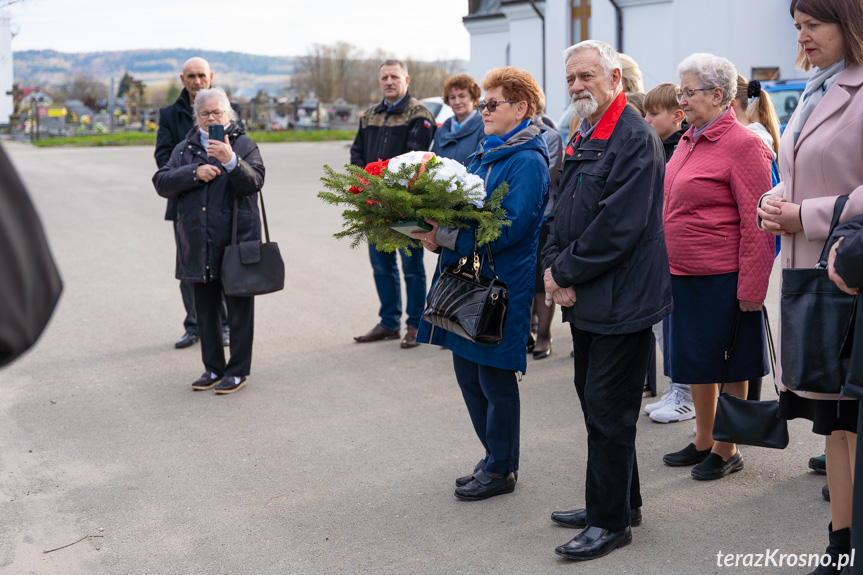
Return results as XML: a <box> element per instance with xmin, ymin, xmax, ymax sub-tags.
<box><xmin>664</xmin><ymin>108</ymin><xmax>775</xmax><ymax>302</ymax></box>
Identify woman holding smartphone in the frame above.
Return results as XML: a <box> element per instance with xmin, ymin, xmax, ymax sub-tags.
<box><xmin>153</xmin><ymin>87</ymin><xmax>265</xmax><ymax>395</ymax></box>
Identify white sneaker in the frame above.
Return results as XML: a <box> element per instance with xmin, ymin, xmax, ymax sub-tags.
<box><xmin>645</xmin><ymin>387</ymin><xmax>673</xmax><ymax>414</ymax></box>
<box><xmin>649</xmin><ymin>387</ymin><xmax>696</xmax><ymax>423</ymax></box>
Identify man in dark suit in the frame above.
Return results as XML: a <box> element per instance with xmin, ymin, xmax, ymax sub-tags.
<box><xmin>155</xmin><ymin>57</ymin><xmax>229</xmax><ymax>349</ymax></box>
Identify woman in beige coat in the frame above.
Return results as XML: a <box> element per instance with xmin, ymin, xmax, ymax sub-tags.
<box><xmin>758</xmin><ymin>1</ymin><xmax>863</xmax><ymax>572</ymax></box>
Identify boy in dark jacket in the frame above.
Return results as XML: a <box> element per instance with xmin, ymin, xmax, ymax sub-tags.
<box><xmin>644</xmin><ymin>83</ymin><xmax>686</xmax><ymax>162</ymax></box>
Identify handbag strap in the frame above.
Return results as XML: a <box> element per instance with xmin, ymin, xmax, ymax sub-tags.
<box><xmin>816</xmin><ymin>194</ymin><xmax>850</xmax><ymax>267</ymax></box>
<box><xmin>719</xmin><ymin>308</ymin><xmax>743</xmax><ymax>392</ymax></box>
<box><xmin>477</xmin><ymin>162</ymin><xmax>498</xmax><ymax>278</ymax></box>
<box><xmin>231</xmin><ymin>191</ymin><xmax>271</xmax><ymax>246</ymax></box>
<box><xmin>762</xmin><ymin>307</ymin><xmax>780</xmax><ymax>397</ymax></box>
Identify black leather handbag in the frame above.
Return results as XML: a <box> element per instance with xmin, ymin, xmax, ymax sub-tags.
<box><xmin>221</xmin><ymin>191</ymin><xmax>285</xmax><ymax>297</ymax></box>
<box><xmin>422</xmin><ymin>231</ymin><xmax>508</xmax><ymax>345</ymax></box>
<box><xmin>713</xmin><ymin>308</ymin><xmax>789</xmax><ymax>449</ymax></box>
<box><xmin>780</xmin><ymin>195</ymin><xmax>856</xmax><ymax>394</ymax></box>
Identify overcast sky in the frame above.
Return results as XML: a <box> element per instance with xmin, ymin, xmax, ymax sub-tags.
<box><xmin>4</xmin><ymin>0</ymin><xmax>472</xmax><ymax>61</ymax></box>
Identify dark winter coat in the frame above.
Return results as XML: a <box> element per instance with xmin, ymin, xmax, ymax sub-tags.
<box><xmin>153</xmin><ymin>122</ymin><xmax>264</xmax><ymax>283</ymax></box>
<box><xmin>155</xmin><ymin>89</ymin><xmax>195</xmax><ymax>221</ymax></box>
<box><xmin>417</xmin><ymin>124</ymin><xmax>550</xmax><ymax>373</ymax></box>
<box><xmin>350</xmin><ymin>91</ymin><xmax>435</xmax><ymax>166</ymax></box>
<box><xmin>431</xmin><ymin>111</ymin><xmax>486</xmax><ymax>166</ymax></box>
<box><xmin>833</xmin><ymin>214</ymin><xmax>863</xmax><ymax>395</ymax></box>
<box><xmin>542</xmin><ymin>92</ymin><xmax>672</xmax><ymax>335</ymax></box>
<box><xmin>155</xmin><ymin>89</ymin><xmax>242</xmax><ymax>220</ymax></box>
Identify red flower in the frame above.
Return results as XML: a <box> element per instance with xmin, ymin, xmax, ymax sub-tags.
<box><xmin>364</xmin><ymin>158</ymin><xmax>390</xmax><ymax>177</ymax></box>
<box><xmin>348</xmin><ymin>175</ymin><xmax>369</xmax><ymax>194</ymax></box>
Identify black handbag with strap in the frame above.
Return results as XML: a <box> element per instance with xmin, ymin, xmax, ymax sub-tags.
<box><xmin>422</xmin><ymin>229</ymin><xmax>508</xmax><ymax>345</ymax></box>
<box><xmin>221</xmin><ymin>191</ymin><xmax>285</xmax><ymax>297</ymax></box>
<box><xmin>780</xmin><ymin>195</ymin><xmax>856</xmax><ymax>394</ymax></box>
<box><xmin>712</xmin><ymin>308</ymin><xmax>789</xmax><ymax>449</ymax></box>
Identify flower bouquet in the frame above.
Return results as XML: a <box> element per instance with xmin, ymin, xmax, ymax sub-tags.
<box><xmin>318</xmin><ymin>151</ymin><xmax>509</xmax><ymax>254</ymax></box>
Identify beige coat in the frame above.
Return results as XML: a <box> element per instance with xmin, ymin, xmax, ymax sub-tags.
<box><xmin>760</xmin><ymin>64</ymin><xmax>863</xmax><ymax>399</ymax></box>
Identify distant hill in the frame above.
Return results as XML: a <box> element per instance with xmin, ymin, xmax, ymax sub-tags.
<box><xmin>13</xmin><ymin>49</ymin><xmax>297</xmax><ymax>93</ymax></box>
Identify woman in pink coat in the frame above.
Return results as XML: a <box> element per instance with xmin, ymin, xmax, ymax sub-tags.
<box><xmin>660</xmin><ymin>52</ymin><xmax>775</xmax><ymax>482</ymax></box>
<box><xmin>758</xmin><ymin>1</ymin><xmax>863</xmax><ymax>571</ymax></box>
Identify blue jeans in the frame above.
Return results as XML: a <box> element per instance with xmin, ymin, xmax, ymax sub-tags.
<box><xmin>368</xmin><ymin>243</ymin><xmax>426</xmax><ymax>330</ymax></box>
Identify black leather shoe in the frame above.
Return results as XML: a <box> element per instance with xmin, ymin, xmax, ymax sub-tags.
<box><xmin>555</xmin><ymin>526</ymin><xmax>632</xmax><ymax>561</ymax></box>
<box><xmin>456</xmin><ymin>460</ymin><xmax>518</xmax><ymax>487</ymax></box>
<box><xmin>214</xmin><ymin>376</ymin><xmax>247</xmax><ymax>395</ymax></box>
<box><xmin>663</xmin><ymin>442</ymin><xmax>711</xmax><ymax>467</ymax></box>
<box><xmin>354</xmin><ymin>324</ymin><xmax>400</xmax><ymax>343</ymax></box>
<box><xmin>191</xmin><ymin>371</ymin><xmax>221</xmax><ymax>390</ymax></box>
<box><xmin>691</xmin><ymin>452</ymin><xmax>743</xmax><ymax>480</ymax></box>
<box><xmin>175</xmin><ymin>331</ymin><xmax>199</xmax><ymax>349</ymax></box>
<box><xmin>551</xmin><ymin>507</ymin><xmax>641</xmax><ymax>528</ymax></box>
<box><xmin>527</xmin><ymin>332</ymin><xmax>537</xmax><ymax>352</ymax></box>
<box><xmin>455</xmin><ymin>458</ymin><xmax>487</xmax><ymax>487</ymax></box>
<box><xmin>533</xmin><ymin>343</ymin><xmax>552</xmax><ymax>360</ymax></box>
<box><xmin>454</xmin><ymin>469</ymin><xmax>515</xmax><ymax>501</ymax></box>
<box><xmin>809</xmin><ymin>454</ymin><xmax>827</xmax><ymax>475</ymax></box>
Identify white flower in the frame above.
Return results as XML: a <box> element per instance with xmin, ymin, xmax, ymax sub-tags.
<box><xmin>387</xmin><ymin>151</ymin><xmax>486</xmax><ymax>207</ymax></box>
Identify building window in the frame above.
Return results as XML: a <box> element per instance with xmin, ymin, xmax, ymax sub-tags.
<box><xmin>572</xmin><ymin>0</ymin><xmax>591</xmax><ymax>44</ymax></box>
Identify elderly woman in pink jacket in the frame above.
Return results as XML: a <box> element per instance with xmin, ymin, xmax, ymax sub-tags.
<box><xmin>758</xmin><ymin>0</ymin><xmax>863</xmax><ymax>571</ymax></box>
<box><xmin>661</xmin><ymin>52</ymin><xmax>775</xmax><ymax>481</ymax></box>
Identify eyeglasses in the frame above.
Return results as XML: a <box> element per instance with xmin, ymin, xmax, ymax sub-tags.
<box><xmin>675</xmin><ymin>88</ymin><xmax>715</xmax><ymax>103</ymax></box>
<box><xmin>197</xmin><ymin>109</ymin><xmax>224</xmax><ymax>119</ymax></box>
<box><xmin>478</xmin><ymin>100</ymin><xmax>519</xmax><ymax>113</ymax></box>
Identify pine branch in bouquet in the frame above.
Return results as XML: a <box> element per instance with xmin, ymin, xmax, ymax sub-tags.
<box><xmin>318</xmin><ymin>157</ymin><xmax>510</xmax><ymax>254</ymax></box>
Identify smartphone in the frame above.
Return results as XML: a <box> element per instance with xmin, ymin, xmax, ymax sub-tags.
<box><xmin>208</xmin><ymin>124</ymin><xmax>225</xmax><ymax>142</ymax></box>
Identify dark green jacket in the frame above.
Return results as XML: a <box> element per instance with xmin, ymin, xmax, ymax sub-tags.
<box><xmin>350</xmin><ymin>91</ymin><xmax>435</xmax><ymax>166</ymax></box>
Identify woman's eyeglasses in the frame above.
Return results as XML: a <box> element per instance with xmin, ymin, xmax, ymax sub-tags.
<box><xmin>478</xmin><ymin>100</ymin><xmax>519</xmax><ymax>113</ymax></box>
<box><xmin>198</xmin><ymin>110</ymin><xmax>225</xmax><ymax>119</ymax></box>
<box><xmin>675</xmin><ymin>88</ymin><xmax>715</xmax><ymax>103</ymax></box>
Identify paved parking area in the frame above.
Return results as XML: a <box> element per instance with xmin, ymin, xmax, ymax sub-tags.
<box><xmin>0</xmin><ymin>140</ymin><xmax>826</xmax><ymax>574</ymax></box>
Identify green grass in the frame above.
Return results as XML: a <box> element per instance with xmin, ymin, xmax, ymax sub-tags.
<box><xmin>248</xmin><ymin>130</ymin><xmax>355</xmax><ymax>143</ymax></box>
<box><xmin>33</xmin><ymin>132</ymin><xmax>157</xmax><ymax>147</ymax></box>
<box><xmin>31</xmin><ymin>129</ymin><xmax>356</xmax><ymax>148</ymax></box>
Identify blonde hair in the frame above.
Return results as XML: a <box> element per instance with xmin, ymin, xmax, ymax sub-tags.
<box><xmin>619</xmin><ymin>53</ymin><xmax>644</xmax><ymax>94</ymax></box>
<box><xmin>735</xmin><ymin>74</ymin><xmax>780</xmax><ymax>157</ymax></box>
<box><xmin>644</xmin><ymin>83</ymin><xmax>681</xmax><ymax>113</ymax></box>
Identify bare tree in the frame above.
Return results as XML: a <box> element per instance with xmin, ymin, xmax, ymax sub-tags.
<box><xmin>62</xmin><ymin>75</ymin><xmax>108</xmax><ymax>110</ymax></box>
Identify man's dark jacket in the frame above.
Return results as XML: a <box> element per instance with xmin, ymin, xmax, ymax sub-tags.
<box><xmin>153</xmin><ymin>122</ymin><xmax>264</xmax><ymax>283</ymax></box>
<box><xmin>155</xmin><ymin>89</ymin><xmax>195</xmax><ymax>221</ymax></box>
<box><xmin>541</xmin><ymin>93</ymin><xmax>672</xmax><ymax>335</ymax></box>
<box><xmin>155</xmin><ymin>88</ymin><xmax>241</xmax><ymax>220</ymax></box>
<box><xmin>350</xmin><ymin>91</ymin><xmax>435</xmax><ymax>166</ymax></box>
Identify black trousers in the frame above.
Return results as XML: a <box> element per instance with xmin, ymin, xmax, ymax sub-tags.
<box><xmin>452</xmin><ymin>353</ymin><xmax>520</xmax><ymax>474</ymax></box>
<box><xmin>571</xmin><ymin>325</ymin><xmax>652</xmax><ymax>532</ymax></box>
<box><xmin>174</xmin><ymin>221</ymin><xmax>228</xmax><ymax>335</ymax></box>
<box><xmin>192</xmin><ymin>280</ymin><xmax>254</xmax><ymax>379</ymax></box>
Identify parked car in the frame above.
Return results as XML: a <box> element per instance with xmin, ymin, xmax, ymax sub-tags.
<box><xmin>761</xmin><ymin>80</ymin><xmax>806</xmax><ymax>133</ymax></box>
<box><xmin>420</xmin><ymin>97</ymin><xmax>454</xmax><ymax>127</ymax></box>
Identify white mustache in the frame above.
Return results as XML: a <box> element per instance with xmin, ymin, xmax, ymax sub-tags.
<box><xmin>571</xmin><ymin>91</ymin><xmax>596</xmax><ymax>104</ymax></box>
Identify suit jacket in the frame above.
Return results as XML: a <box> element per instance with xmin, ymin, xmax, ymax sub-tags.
<box><xmin>758</xmin><ymin>63</ymin><xmax>863</xmax><ymax>399</ymax></box>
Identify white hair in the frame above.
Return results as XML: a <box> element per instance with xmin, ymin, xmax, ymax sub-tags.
<box><xmin>563</xmin><ymin>40</ymin><xmax>621</xmax><ymax>79</ymax></box>
<box><xmin>676</xmin><ymin>53</ymin><xmax>738</xmax><ymax>107</ymax></box>
<box><xmin>193</xmin><ymin>87</ymin><xmax>238</xmax><ymax>123</ymax></box>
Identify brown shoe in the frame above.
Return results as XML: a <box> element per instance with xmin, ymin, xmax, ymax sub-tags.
<box><xmin>401</xmin><ymin>326</ymin><xmax>420</xmax><ymax>349</ymax></box>
<box><xmin>354</xmin><ymin>324</ymin><xmax>400</xmax><ymax>343</ymax></box>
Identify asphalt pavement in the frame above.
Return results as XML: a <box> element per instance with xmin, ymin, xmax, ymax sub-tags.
<box><xmin>0</xmin><ymin>140</ymin><xmax>827</xmax><ymax>575</ymax></box>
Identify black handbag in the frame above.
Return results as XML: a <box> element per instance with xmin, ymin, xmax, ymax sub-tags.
<box><xmin>221</xmin><ymin>191</ymin><xmax>285</xmax><ymax>297</ymax></box>
<box><xmin>713</xmin><ymin>308</ymin><xmax>790</xmax><ymax>449</ymax></box>
<box><xmin>780</xmin><ymin>195</ymin><xmax>856</xmax><ymax>394</ymax></box>
<box><xmin>422</xmin><ymin>230</ymin><xmax>508</xmax><ymax>345</ymax></box>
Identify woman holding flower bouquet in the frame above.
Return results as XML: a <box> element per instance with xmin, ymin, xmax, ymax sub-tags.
<box><xmin>414</xmin><ymin>67</ymin><xmax>551</xmax><ymax>501</ymax></box>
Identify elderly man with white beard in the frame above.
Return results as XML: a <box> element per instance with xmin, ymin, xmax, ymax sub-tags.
<box><xmin>540</xmin><ymin>40</ymin><xmax>672</xmax><ymax>561</ymax></box>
